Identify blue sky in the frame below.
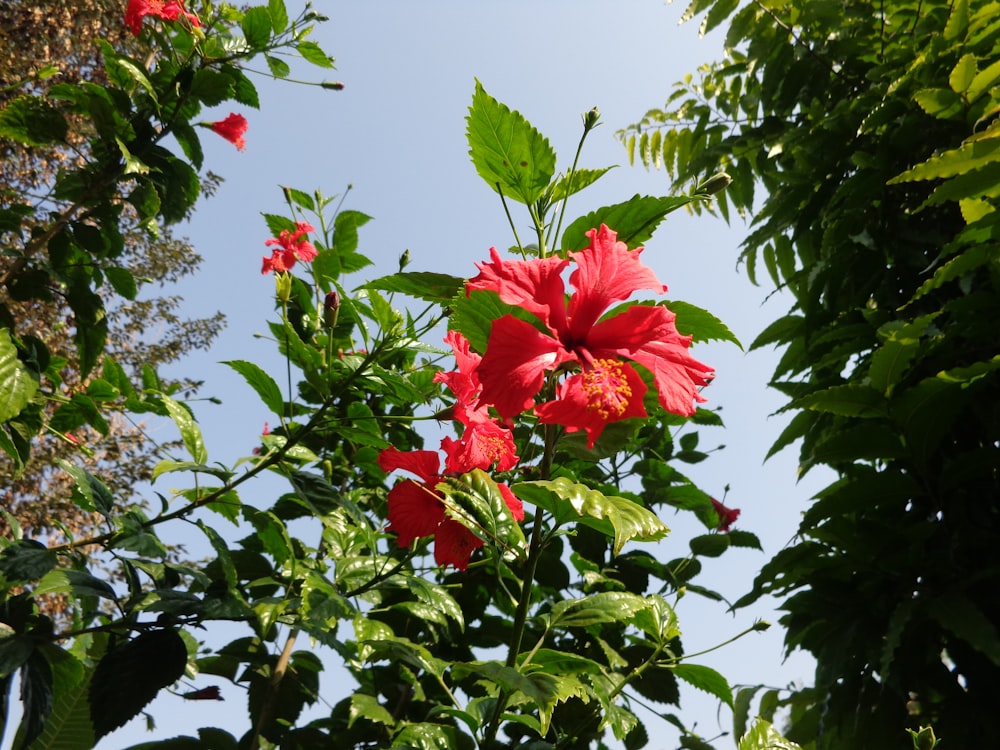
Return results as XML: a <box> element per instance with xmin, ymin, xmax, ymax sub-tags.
<box><xmin>82</xmin><ymin>2</ymin><xmax>830</xmax><ymax>747</ymax></box>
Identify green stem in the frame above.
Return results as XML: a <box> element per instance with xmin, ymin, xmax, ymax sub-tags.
<box><xmin>497</xmin><ymin>183</ymin><xmax>525</xmax><ymax>257</ymax></box>
<box><xmin>550</xmin><ymin>115</ymin><xmax>595</xmax><ymax>254</ymax></box>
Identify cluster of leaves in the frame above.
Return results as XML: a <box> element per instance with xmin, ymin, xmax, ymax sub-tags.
<box><xmin>621</xmin><ymin>0</ymin><xmax>1000</xmax><ymax>747</ymax></box>
<box><xmin>0</xmin><ymin>4</ymin><xmax>809</xmax><ymax>750</ymax></box>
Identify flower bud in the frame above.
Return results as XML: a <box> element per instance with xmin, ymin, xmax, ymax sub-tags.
<box><xmin>323</xmin><ymin>290</ymin><xmax>340</xmax><ymax>328</ymax></box>
<box><xmin>399</xmin><ymin>249</ymin><xmax>411</xmax><ymax>271</ymax></box>
<box><xmin>275</xmin><ymin>272</ymin><xmax>292</xmax><ymax>303</ymax></box>
<box><xmin>908</xmin><ymin>726</ymin><xmax>940</xmax><ymax>750</ymax></box>
<box><xmin>697</xmin><ymin>172</ymin><xmax>733</xmax><ymax>195</ymax></box>
<box><xmin>582</xmin><ymin>106</ymin><xmax>601</xmax><ymax>132</ymax></box>
<box><xmin>321</xmin><ymin>81</ymin><xmax>346</xmax><ymax>91</ymax></box>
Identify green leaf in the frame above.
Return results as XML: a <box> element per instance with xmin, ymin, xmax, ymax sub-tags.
<box><xmin>103</xmin><ymin>267</ymin><xmax>137</xmax><ymax>300</ymax></box>
<box><xmin>362</xmin><ymin>638</ymin><xmax>446</xmax><ymax>680</ymax></box>
<box><xmin>439</xmin><ymin>469</ymin><xmax>527</xmax><ymax>556</ymax></box>
<box><xmin>949</xmin><ymin>53</ymin><xmax>978</xmax><ymax>93</ymax></box>
<box><xmin>362</xmin><ymin>271</ymin><xmax>466</xmax><ymax>302</ymax></box>
<box><xmin>297</xmin><ymin>41</ymin><xmax>334</xmax><ymax>68</ymax></box>
<box><xmin>348</xmin><ymin>693</ymin><xmax>394</xmax><ymax>728</ymax></box>
<box><xmin>34</xmin><ymin>569</ymin><xmax>117</xmax><ymax>601</ymax></box>
<box><xmin>466</xmin><ymin>79</ymin><xmax>556</xmax><ymax>205</ymax></box>
<box><xmin>222</xmin><ymin>360</ymin><xmax>284</xmax><ymax>417</ymax></box>
<box><xmin>550</xmin><ymin>167</ymin><xmax>616</xmax><ymax>202</ymax></box>
<box><xmin>241</xmin><ymin>6</ymin><xmax>272</xmax><ymax>48</ymax></box>
<box><xmin>21</xmin><ymin>646</ymin><xmax>93</xmax><ymax>750</ymax></box>
<box><xmin>561</xmin><ymin>194</ymin><xmax>700</xmax><ymax>251</ymax></box>
<box><xmin>449</xmin><ymin>289</ymin><xmax>526</xmax><ymax>354</ymax></box>
<box><xmin>671</xmin><ymin>662</ymin><xmax>733</xmax><ymax>708</ymax></box>
<box><xmin>0</xmin><ymin>95</ymin><xmax>67</xmax><ymax>146</ymax></box>
<box><xmin>968</xmin><ymin>57</ymin><xmax>1000</xmax><ymax>101</ymax></box>
<box><xmin>89</xmin><ymin>630</ymin><xmax>188</xmax><ymax>741</ymax></box>
<box><xmin>549</xmin><ymin>591</ymin><xmax>650</xmax><ymax>629</ymax></box>
<box><xmin>0</xmin><ymin>328</ymin><xmax>39</xmax><ymax>422</ymax></box>
<box><xmin>265</xmin><ymin>54</ymin><xmax>290</xmax><ymax>79</ymax></box>
<box><xmin>19</xmin><ymin>649</ymin><xmax>54</xmax><ymax>747</ymax></box>
<box><xmin>0</xmin><ymin>540</ymin><xmax>57</xmax><ymax>582</ymax></box>
<box><xmin>925</xmin><ymin>594</ymin><xmax>1000</xmax><ymax>667</ymax></box>
<box><xmin>737</xmin><ymin>718</ymin><xmax>803</xmax><ymax>750</ymax></box>
<box><xmin>0</xmin><ymin>629</ymin><xmax>33</xmax><ymax>679</ymax></box>
<box><xmin>452</xmin><ymin>660</ymin><xmax>561</xmax><ymax>709</ymax></box>
<box><xmin>667</xmin><ymin>300</ymin><xmax>743</xmax><ymax>349</ymax></box>
<box><xmin>160</xmin><ymin>394</ymin><xmax>207</xmax><ymax>464</ymax></box>
<box><xmin>689</xmin><ymin>534</ymin><xmax>730</xmax><ymax>557</ymax></box>
<box><xmin>794</xmin><ymin>384</ymin><xmax>887</xmax><ymax>418</ymax></box>
<box><xmin>514</xmin><ymin>478</ymin><xmax>668</xmax><ymax>555</ymax></box>
<box><xmin>268</xmin><ymin>0</ymin><xmax>288</xmax><ymax>32</ymax></box>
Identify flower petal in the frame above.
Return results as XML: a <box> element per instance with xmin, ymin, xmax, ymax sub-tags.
<box><xmin>387</xmin><ymin>479</ymin><xmax>445</xmax><ymax>547</ymax></box>
<box><xmin>567</xmin><ymin>225</ymin><xmax>666</xmax><ymax>336</ymax></box>
<box><xmin>629</xmin><ymin>339</ymin><xmax>714</xmax><ymax>417</ymax></box>
<box><xmin>441</xmin><ymin>420</ymin><xmax>519</xmax><ymax>474</ymax></box>
<box><xmin>535</xmin><ymin>360</ymin><xmax>648</xmax><ymax>448</ymax></box>
<box><xmin>477</xmin><ymin>315</ymin><xmax>574</xmax><ymax>418</ymax></box>
<box><xmin>377</xmin><ymin>446</ymin><xmax>441</xmax><ymax>484</ymax></box>
<box><xmin>467</xmin><ymin>247</ymin><xmax>570</xmax><ymax>334</ymax></box>
<box><xmin>498</xmin><ymin>483</ymin><xmax>525</xmax><ymax>521</ymax></box>
<box><xmin>433</xmin><ymin>518</ymin><xmax>484</xmax><ymax>570</ymax></box>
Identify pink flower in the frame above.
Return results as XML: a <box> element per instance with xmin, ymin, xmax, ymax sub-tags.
<box><xmin>210</xmin><ymin>113</ymin><xmax>248</xmax><ymax>151</ymax></box>
<box><xmin>711</xmin><ymin>497</ymin><xmax>740</xmax><ymax>532</ymax></box>
<box><xmin>377</xmin><ymin>446</ymin><xmax>524</xmax><ymax>570</ymax></box>
<box><xmin>261</xmin><ymin>222</ymin><xmax>317</xmax><ymax>274</ymax></box>
<box><xmin>125</xmin><ymin>0</ymin><xmax>201</xmax><ymax>35</ymax></box>
<box><xmin>467</xmin><ymin>224</ymin><xmax>714</xmax><ymax>447</ymax></box>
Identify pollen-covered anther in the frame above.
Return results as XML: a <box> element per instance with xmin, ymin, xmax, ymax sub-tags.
<box><xmin>581</xmin><ymin>358</ymin><xmax>633</xmax><ymax>418</ymax></box>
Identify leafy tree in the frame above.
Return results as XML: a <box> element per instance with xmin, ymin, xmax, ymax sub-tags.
<box><xmin>0</xmin><ymin>0</ymin><xmax>223</xmax><ymax>560</ymax></box>
<box><xmin>622</xmin><ymin>0</ymin><xmax>1000</xmax><ymax>747</ymax></box>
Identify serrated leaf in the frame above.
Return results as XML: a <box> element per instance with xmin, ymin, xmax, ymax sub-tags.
<box><xmin>348</xmin><ymin>693</ymin><xmax>394</xmax><ymax>728</ymax></box>
<box><xmin>925</xmin><ymin>594</ymin><xmax>1000</xmax><ymax>667</ymax></box>
<box><xmin>297</xmin><ymin>41</ymin><xmax>334</xmax><ymax>68</ymax></box>
<box><xmin>561</xmin><ymin>194</ymin><xmax>700</xmax><ymax>251</ymax></box>
<box><xmin>241</xmin><ymin>6</ymin><xmax>272</xmax><ymax>48</ymax></box>
<box><xmin>439</xmin><ymin>469</ymin><xmax>526</xmax><ymax>556</ymax></box>
<box><xmin>667</xmin><ymin>300</ymin><xmax>742</xmax><ymax>349</ymax></box>
<box><xmin>949</xmin><ymin>53</ymin><xmax>977</xmax><ymax>93</ymax></box>
<box><xmin>549</xmin><ymin>591</ymin><xmax>650</xmax><ymax>629</ymax></box>
<box><xmin>466</xmin><ymin>79</ymin><xmax>556</xmax><ymax>205</ymax></box>
<box><xmin>671</xmin><ymin>662</ymin><xmax>733</xmax><ymax>708</ymax></box>
<box><xmin>794</xmin><ymin>384</ymin><xmax>887</xmax><ymax>418</ymax></box>
<box><xmin>21</xmin><ymin>646</ymin><xmax>94</xmax><ymax>750</ymax></box>
<box><xmin>738</xmin><ymin>718</ymin><xmax>803</xmax><ymax>750</ymax></box>
<box><xmin>160</xmin><ymin>394</ymin><xmax>207</xmax><ymax>464</ymax></box>
<box><xmin>550</xmin><ymin>167</ymin><xmax>615</xmax><ymax>202</ymax></box>
<box><xmin>265</xmin><ymin>54</ymin><xmax>290</xmax><ymax>78</ymax></box>
<box><xmin>0</xmin><ymin>95</ymin><xmax>68</xmax><ymax>146</ymax></box>
<box><xmin>0</xmin><ymin>540</ymin><xmax>57</xmax><ymax>582</ymax></box>
<box><xmin>90</xmin><ymin>630</ymin><xmax>188</xmax><ymax>740</ymax></box>
<box><xmin>19</xmin><ymin>650</ymin><xmax>54</xmax><ymax>747</ymax></box>
<box><xmin>268</xmin><ymin>0</ymin><xmax>288</xmax><ymax>32</ymax></box>
<box><xmin>34</xmin><ymin>569</ymin><xmax>117</xmax><ymax>601</ymax></box>
<box><xmin>514</xmin><ymin>478</ymin><xmax>668</xmax><ymax>555</ymax></box>
<box><xmin>222</xmin><ymin>360</ymin><xmax>284</xmax><ymax>416</ymax></box>
<box><xmin>362</xmin><ymin>272</ymin><xmax>466</xmax><ymax>302</ymax></box>
<box><xmin>0</xmin><ymin>327</ymin><xmax>39</xmax><ymax>421</ymax></box>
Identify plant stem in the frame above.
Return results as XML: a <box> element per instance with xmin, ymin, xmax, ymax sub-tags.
<box><xmin>249</xmin><ymin>627</ymin><xmax>299</xmax><ymax>750</ymax></box>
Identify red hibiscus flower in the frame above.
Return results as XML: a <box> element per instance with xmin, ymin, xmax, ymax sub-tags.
<box><xmin>210</xmin><ymin>113</ymin><xmax>248</xmax><ymax>151</ymax></box>
<box><xmin>261</xmin><ymin>222</ymin><xmax>318</xmax><ymax>274</ymax></box>
<box><xmin>710</xmin><ymin>497</ymin><xmax>740</xmax><ymax>532</ymax></box>
<box><xmin>125</xmin><ymin>0</ymin><xmax>201</xmax><ymax>35</ymax></box>
<box><xmin>378</xmin><ymin>446</ymin><xmax>524</xmax><ymax>570</ymax></box>
<box><xmin>434</xmin><ymin>330</ymin><xmax>519</xmax><ymax>473</ymax></box>
<box><xmin>467</xmin><ymin>224</ymin><xmax>714</xmax><ymax>447</ymax></box>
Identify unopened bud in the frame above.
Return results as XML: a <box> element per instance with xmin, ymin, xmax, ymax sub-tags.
<box><xmin>752</xmin><ymin>619</ymin><xmax>772</xmax><ymax>632</ymax></box>
<box><xmin>583</xmin><ymin>106</ymin><xmax>601</xmax><ymax>132</ymax></box>
<box><xmin>908</xmin><ymin>726</ymin><xmax>940</xmax><ymax>750</ymax></box>
<box><xmin>275</xmin><ymin>272</ymin><xmax>292</xmax><ymax>303</ymax></box>
<box><xmin>399</xmin><ymin>249</ymin><xmax>411</xmax><ymax>270</ymax></box>
<box><xmin>696</xmin><ymin>172</ymin><xmax>732</xmax><ymax>195</ymax></box>
<box><xmin>323</xmin><ymin>290</ymin><xmax>340</xmax><ymax>328</ymax></box>
<box><xmin>321</xmin><ymin>81</ymin><xmax>345</xmax><ymax>91</ymax></box>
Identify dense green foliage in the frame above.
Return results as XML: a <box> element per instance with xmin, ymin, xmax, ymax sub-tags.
<box><xmin>622</xmin><ymin>0</ymin><xmax>1000</xmax><ymax>746</ymax></box>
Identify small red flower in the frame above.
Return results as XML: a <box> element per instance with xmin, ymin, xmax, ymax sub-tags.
<box><xmin>378</xmin><ymin>446</ymin><xmax>524</xmax><ymax>570</ymax></box>
<box><xmin>125</xmin><ymin>0</ymin><xmax>201</xmax><ymax>35</ymax></box>
<box><xmin>261</xmin><ymin>222</ymin><xmax>318</xmax><ymax>274</ymax></box>
<box><xmin>710</xmin><ymin>497</ymin><xmax>740</xmax><ymax>532</ymax></box>
<box><xmin>210</xmin><ymin>113</ymin><xmax>248</xmax><ymax>151</ymax></box>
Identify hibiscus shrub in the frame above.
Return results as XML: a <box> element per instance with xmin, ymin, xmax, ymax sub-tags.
<box><xmin>0</xmin><ymin>6</ymin><xmax>782</xmax><ymax>750</ymax></box>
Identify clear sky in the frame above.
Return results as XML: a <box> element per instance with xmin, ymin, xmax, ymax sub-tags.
<box><xmin>84</xmin><ymin>2</ymin><xmax>830</xmax><ymax>747</ymax></box>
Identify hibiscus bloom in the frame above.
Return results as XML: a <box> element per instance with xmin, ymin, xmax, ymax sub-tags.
<box><xmin>125</xmin><ymin>0</ymin><xmax>201</xmax><ymax>35</ymax></box>
<box><xmin>210</xmin><ymin>113</ymin><xmax>248</xmax><ymax>151</ymax></box>
<box><xmin>467</xmin><ymin>224</ymin><xmax>714</xmax><ymax>447</ymax></box>
<box><xmin>261</xmin><ymin>222</ymin><xmax>318</xmax><ymax>274</ymax></box>
<box><xmin>378</xmin><ymin>446</ymin><xmax>524</xmax><ymax>570</ymax></box>
<box><xmin>710</xmin><ymin>497</ymin><xmax>741</xmax><ymax>532</ymax></box>
<box><xmin>434</xmin><ymin>330</ymin><xmax>519</xmax><ymax>473</ymax></box>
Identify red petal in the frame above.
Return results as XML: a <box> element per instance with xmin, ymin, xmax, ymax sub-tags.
<box><xmin>477</xmin><ymin>315</ymin><xmax>573</xmax><ymax>418</ymax></box>
<box><xmin>585</xmin><ymin>304</ymin><xmax>679</xmax><ymax>357</ymax></box>
<box><xmin>377</xmin><ymin>446</ymin><xmax>441</xmax><ymax>483</ymax></box>
<box><xmin>629</xmin><ymin>339</ymin><xmax>714</xmax><ymax>417</ymax></box>
<box><xmin>387</xmin><ymin>479</ymin><xmax>444</xmax><ymax>547</ymax></box>
<box><xmin>441</xmin><ymin>420</ymin><xmax>519</xmax><ymax>474</ymax></box>
<box><xmin>467</xmin><ymin>247</ymin><xmax>570</xmax><ymax>334</ymax></box>
<box><xmin>535</xmin><ymin>362</ymin><xmax>648</xmax><ymax>448</ymax></box>
<box><xmin>433</xmin><ymin>519</ymin><xmax>484</xmax><ymax>570</ymax></box>
<box><xmin>566</xmin><ymin>225</ymin><xmax>666</xmax><ymax>336</ymax></box>
<box><xmin>497</xmin><ymin>483</ymin><xmax>525</xmax><ymax>521</ymax></box>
